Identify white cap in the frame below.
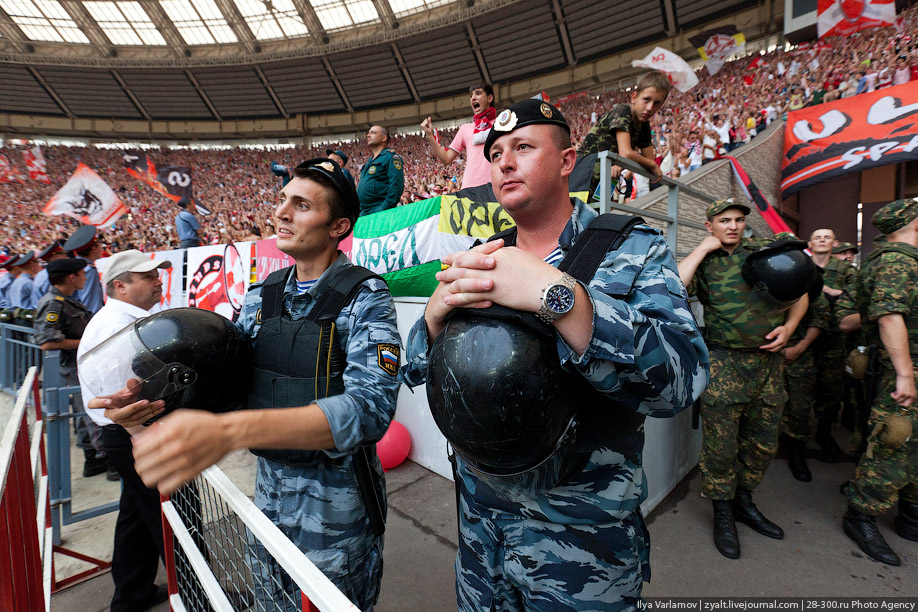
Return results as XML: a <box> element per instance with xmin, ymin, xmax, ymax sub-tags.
<box><xmin>102</xmin><ymin>249</ymin><xmax>172</xmax><ymax>286</ymax></box>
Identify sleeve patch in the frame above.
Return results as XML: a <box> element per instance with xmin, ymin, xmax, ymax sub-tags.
<box><xmin>46</xmin><ymin>312</ymin><xmax>59</xmax><ymax>323</ymax></box>
<box><xmin>377</xmin><ymin>343</ymin><xmax>400</xmax><ymax>375</ymax></box>
<box><xmin>393</xmin><ymin>159</ymin><xmax>402</xmax><ymax>171</ymax></box>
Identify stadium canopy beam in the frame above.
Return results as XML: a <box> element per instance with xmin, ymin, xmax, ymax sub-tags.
<box><xmin>464</xmin><ymin>22</ymin><xmax>491</xmax><ymax>87</ymax></box>
<box><xmin>184</xmin><ymin>69</ymin><xmax>223</xmax><ymax>121</ymax></box>
<box><xmin>289</xmin><ymin>0</ymin><xmax>328</xmax><ymax>44</ymax></box>
<box><xmin>321</xmin><ymin>56</ymin><xmax>354</xmax><ymax>113</ymax></box>
<box><xmin>662</xmin><ymin>0</ymin><xmax>677</xmax><ymax>36</ymax></box>
<box><xmin>549</xmin><ymin>0</ymin><xmax>574</xmax><ymax>67</ymax></box>
<box><xmin>59</xmin><ymin>0</ymin><xmax>115</xmax><ymax>57</ymax></box>
<box><xmin>0</xmin><ymin>7</ymin><xmax>27</xmax><ymax>53</ymax></box>
<box><xmin>111</xmin><ymin>69</ymin><xmax>152</xmax><ymax>121</ymax></box>
<box><xmin>27</xmin><ymin>66</ymin><xmax>74</xmax><ymax>118</ymax></box>
<box><xmin>212</xmin><ymin>0</ymin><xmax>257</xmax><ymax>54</ymax></box>
<box><xmin>372</xmin><ymin>0</ymin><xmax>398</xmax><ymax>30</ymax></box>
<box><xmin>142</xmin><ymin>0</ymin><xmax>190</xmax><ymax>58</ymax></box>
<box><xmin>390</xmin><ymin>43</ymin><xmax>420</xmax><ymax>103</ymax></box>
<box><xmin>253</xmin><ymin>63</ymin><xmax>290</xmax><ymax>118</ymax></box>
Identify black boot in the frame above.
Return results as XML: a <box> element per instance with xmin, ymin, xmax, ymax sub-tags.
<box><xmin>815</xmin><ymin>419</ymin><xmax>843</xmax><ymax>455</ymax></box>
<box><xmin>712</xmin><ymin>500</ymin><xmax>740</xmax><ymax>559</ymax></box>
<box><xmin>895</xmin><ymin>500</ymin><xmax>918</xmax><ymax>542</ymax></box>
<box><xmin>82</xmin><ymin>448</ymin><xmax>106</xmax><ymax>478</ymax></box>
<box><xmin>732</xmin><ymin>487</ymin><xmax>784</xmax><ymax>539</ymax></box>
<box><xmin>787</xmin><ymin>438</ymin><xmax>812</xmax><ymax>482</ymax></box>
<box><xmin>843</xmin><ymin>507</ymin><xmax>901</xmax><ymax>566</ymax></box>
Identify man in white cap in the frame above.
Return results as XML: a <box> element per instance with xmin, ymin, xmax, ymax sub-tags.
<box><xmin>76</xmin><ymin>249</ymin><xmax>172</xmax><ymax>612</ymax></box>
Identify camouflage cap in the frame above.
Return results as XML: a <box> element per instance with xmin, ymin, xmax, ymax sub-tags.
<box><xmin>706</xmin><ymin>198</ymin><xmax>751</xmax><ymax>219</ymax></box>
<box><xmin>871</xmin><ymin>198</ymin><xmax>918</xmax><ymax>234</ymax></box>
<box><xmin>773</xmin><ymin>231</ymin><xmax>797</xmax><ymax>240</ymax></box>
<box><xmin>832</xmin><ymin>241</ymin><xmax>858</xmax><ymax>254</ymax></box>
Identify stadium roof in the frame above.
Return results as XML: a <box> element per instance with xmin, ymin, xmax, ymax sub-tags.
<box><xmin>0</xmin><ymin>0</ymin><xmax>765</xmax><ymax>126</ymax></box>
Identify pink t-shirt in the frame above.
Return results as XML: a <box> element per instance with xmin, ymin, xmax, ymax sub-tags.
<box><xmin>448</xmin><ymin>122</ymin><xmax>492</xmax><ymax>189</ymax></box>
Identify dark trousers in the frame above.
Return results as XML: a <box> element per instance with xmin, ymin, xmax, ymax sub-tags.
<box><xmin>102</xmin><ymin>425</ymin><xmax>165</xmax><ymax>612</ymax></box>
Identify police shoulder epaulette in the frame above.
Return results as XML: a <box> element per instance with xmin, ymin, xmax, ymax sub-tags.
<box><xmin>54</xmin><ymin>296</ymin><xmax>65</xmax><ymax>301</ymax></box>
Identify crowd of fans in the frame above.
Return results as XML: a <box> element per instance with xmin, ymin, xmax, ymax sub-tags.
<box><xmin>2</xmin><ymin>3</ymin><xmax>917</xmax><ymax>257</ymax></box>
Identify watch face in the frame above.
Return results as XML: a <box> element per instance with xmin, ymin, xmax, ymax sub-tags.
<box><xmin>546</xmin><ymin>285</ymin><xmax>575</xmax><ymax>314</ymax></box>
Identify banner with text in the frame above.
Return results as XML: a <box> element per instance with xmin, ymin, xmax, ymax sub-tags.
<box><xmin>185</xmin><ymin>242</ymin><xmax>253</xmax><ymax>321</ymax></box>
<box><xmin>781</xmin><ymin>80</ymin><xmax>918</xmax><ymax>199</ymax></box>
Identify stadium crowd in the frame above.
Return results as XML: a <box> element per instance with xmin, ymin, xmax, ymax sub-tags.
<box><xmin>1</xmin><ymin>4</ymin><xmax>917</xmax><ymax>257</ymax></box>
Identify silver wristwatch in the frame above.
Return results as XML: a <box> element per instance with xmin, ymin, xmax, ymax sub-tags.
<box><xmin>536</xmin><ymin>273</ymin><xmax>577</xmax><ymax>324</ymax></box>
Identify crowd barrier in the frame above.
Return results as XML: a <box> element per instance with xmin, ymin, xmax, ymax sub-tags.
<box><xmin>0</xmin><ymin>321</ymin><xmax>42</xmax><ymax>393</ymax></box>
<box><xmin>1</xmin><ymin>367</ymin><xmax>51</xmax><ymax>611</ymax></box>
<box><xmin>162</xmin><ymin>467</ymin><xmax>358</xmax><ymax>612</ymax></box>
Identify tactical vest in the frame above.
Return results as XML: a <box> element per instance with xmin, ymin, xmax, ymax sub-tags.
<box><xmin>484</xmin><ymin>213</ymin><xmax>647</xmax><ymax>462</ymax></box>
<box><xmin>858</xmin><ymin>241</ymin><xmax>918</xmax><ymax>358</ymax></box>
<box><xmin>248</xmin><ymin>264</ymin><xmax>380</xmax><ymax>466</ymax></box>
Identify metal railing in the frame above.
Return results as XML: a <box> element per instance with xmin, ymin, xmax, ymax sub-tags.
<box><xmin>0</xmin><ymin>322</ymin><xmax>42</xmax><ymax>393</ymax></box>
<box><xmin>597</xmin><ymin>150</ymin><xmax>713</xmax><ymax>255</ymax></box>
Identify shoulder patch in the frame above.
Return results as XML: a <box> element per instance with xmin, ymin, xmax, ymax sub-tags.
<box><xmin>368</xmin><ymin>165</ymin><xmax>377</xmax><ymax>175</ymax></box>
<box><xmin>255</xmin><ymin>308</ymin><xmax>262</xmax><ymax>325</ymax></box>
<box><xmin>46</xmin><ymin>312</ymin><xmax>59</xmax><ymax>323</ymax></box>
<box><xmin>377</xmin><ymin>343</ymin><xmax>400</xmax><ymax>376</ymax></box>
<box><xmin>393</xmin><ymin>159</ymin><xmax>402</xmax><ymax>171</ymax></box>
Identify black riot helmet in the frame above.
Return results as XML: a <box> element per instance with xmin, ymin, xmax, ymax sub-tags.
<box><xmin>79</xmin><ymin>307</ymin><xmax>250</xmax><ymax>421</ymax></box>
<box><xmin>741</xmin><ymin>239</ymin><xmax>819</xmax><ymax>311</ymax></box>
<box><xmin>427</xmin><ymin>308</ymin><xmax>581</xmax><ymax>479</ymax></box>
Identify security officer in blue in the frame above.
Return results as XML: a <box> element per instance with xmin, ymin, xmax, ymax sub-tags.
<box><xmin>326</xmin><ymin>148</ymin><xmax>356</xmax><ymax>188</ymax></box>
<box><xmin>104</xmin><ymin>158</ymin><xmax>402</xmax><ymax>611</ymax></box>
<box><xmin>9</xmin><ymin>251</ymin><xmax>42</xmax><ymax>326</ymax></box>
<box><xmin>357</xmin><ymin>125</ymin><xmax>405</xmax><ymax>216</ymax></box>
<box><xmin>63</xmin><ymin>225</ymin><xmax>105</xmax><ymax>313</ymax></box>
<box><xmin>30</xmin><ymin>239</ymin><xmax>70</xmax><ymax>308</ymax></box>
<box><xmin>0</xmin><ymin>253</ymin><xmax>19</xmax><ymax>313</ymax></box>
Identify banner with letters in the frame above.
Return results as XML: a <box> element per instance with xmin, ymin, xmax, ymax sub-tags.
<box><xmin>254</xmin><ymin>238</ymin><xmax>294</xmax><ymax>282</ymax></box>
<box><xmin>781</xmin><ymin>81</ymin><xmax>918</xmax><ymax>199</ymax></box>
<box><xmin>185</xmin><ymin>242</ymin><xmax>253</xmax><ymax>321</ymax></box>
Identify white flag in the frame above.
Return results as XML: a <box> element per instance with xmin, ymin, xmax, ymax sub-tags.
<box><xmin>817</xmin><ymin>0</ymin><xmax>896</xmax><ymax>39</ymax></box>
<box><xmin>631</xmin><ymin>47</ymin><xmax>699</xmax><ymax>93</ymax></box>
<box><xmin>43</xmin><ymin>163</ymin><xmax>127</xmax><ymax>228</ymax></box>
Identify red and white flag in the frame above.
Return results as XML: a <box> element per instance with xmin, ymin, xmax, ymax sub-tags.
<box><xmin>631</xmin><ymin>47</ymin><xmax>699</xmax><ymax>93</ymax></box>
<box><xmin>0</xmin><ymin>155</ymin><xmax>22</xmax><ymax>184</ymax></box>
<box><xmin>43</xmin><ymin>163</ymin><xmax>127</xmax><ymax>228</ymax></box>
<box><xmin>817</xmin><ymin>0</ymin><xmax>896</xmax><ymax>39</ymax></box>
<box><xmin>22</xmin><ymin>145</ymin><xmax>50</xmax><ymax>184</ymax></box>
<box><xmin>748</xmin><ymin>56</ymin><xmax>766</xmax><ymax>70</ymax></box>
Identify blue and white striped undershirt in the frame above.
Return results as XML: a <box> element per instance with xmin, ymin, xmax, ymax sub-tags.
<box><xmin>295</xmin><ymin>279</ymin><xmax>318</xmax><ymax>295</ymax></box>
<box><xmin>544</xmin><ymin>246</ymin><xmax>563</xmax><ymax>267</ymax></box>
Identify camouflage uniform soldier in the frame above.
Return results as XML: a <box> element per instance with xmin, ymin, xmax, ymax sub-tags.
<box><xmin>840</xmin><ymin>198</ymin><xmax>918</xmax><ymax>567</ymax></box>
<box><xmin>809</xmin><ymin>228</ymin><xmax>858</xmax><ymax>455</ymax></box>
<box><xmin>402</xmin><ymin>100</ymin><xmax>709</xmax><ymax>611</ymax></box>
<box><xmin>679</xmin><ymin>200</ymin><xmax>810</xmax><ymax>560</ymax></box>
<box><xmin>110</xmin><ymin>159</ymin><xmax>401</xmax><ymax>610</ymax></box>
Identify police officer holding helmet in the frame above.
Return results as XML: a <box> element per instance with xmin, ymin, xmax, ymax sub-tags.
<box><xmin>97</xmin><ymin>158</ymin><xmax>402</xmax><ymax>610</ymax></box>
<box><xmin>679</xmin><ymin>199</ymin><xmax>813</xmax><ymax>560</ymax></box>
<box><xmin>401</xmin><ymin>99</ymin><xmax>709</xmax><ymax>610</ymax></box>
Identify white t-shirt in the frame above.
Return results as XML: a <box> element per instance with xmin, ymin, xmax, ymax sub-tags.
<box><xmin>78</xmin><ymin>298</ymin><xmax>153</xmax><ymax>426</ymax></box>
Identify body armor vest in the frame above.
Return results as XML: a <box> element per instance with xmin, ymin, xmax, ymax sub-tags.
<box><xmin>248</xmin><ymin>264</ymin><xmax>379</xmax><ymax>465</ymax></box>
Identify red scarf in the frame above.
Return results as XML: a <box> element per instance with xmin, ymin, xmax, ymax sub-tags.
<box><xmin>473</xmin><ymin>107</ymin><xmax>497</xmax><ymax>134</ymax></box>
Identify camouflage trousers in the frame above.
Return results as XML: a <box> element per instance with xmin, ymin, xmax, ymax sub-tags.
<box><xmin>813</xmin><ymin>332</ymin><xmax>847</xmax><ymax>422</ymax></box>
<box><xmin>700</xmin><ymin>348</ymin><xmax>787</xmax><ymax>500</ymax></box>
<box><xmin>845</xmin><ymin>365</ymin><xmax>918</xmax><ymax>516</ymax></box>
<box><xmin>783</xmin><ymin>348</ymin><xmax>816</xmax><ymax>441</ymax></box>
<box><xmin>455</xmin><ymin>487</ymin><xmax>649</xmax><ymax>612</ymax></box>
<box><xmin>252</xmin><ymin>455</ymin><xmax>385</xmax><ymax>611</ymax></box>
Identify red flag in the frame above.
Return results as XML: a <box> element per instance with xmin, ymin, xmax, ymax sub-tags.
<box><xmin>0</xmin><ymin>155</ymin><xmax>22</xmax><ymax>184</ymax></box>
<box><xmin>22</xmin><ymin>145</ymin><xmax>50</xmax><ymax>184</ymax></box>
<box><xmin>748</xmin><ymin>57</ymin><xmax>765</xmax><ymax>70</ymax></box>
<box><xmin>43</xmin><ymin>163</ymin><xmax>127</xmax><ymax>228</ymax></box>
<box><xmin>817</xmin><ymin>0</ymin><xmax>896</xmax><ymax>38</ymax></box>
<box><xmin>725</xmin><ymin>156</ymin><xmax>792</xmax><ymax>234</ymax></box>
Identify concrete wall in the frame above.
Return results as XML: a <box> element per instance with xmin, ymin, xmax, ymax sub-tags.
<box><xmin>631</xmin><ymin>120</ymin><xmax>788</xmax><ymax>257</ymax></box>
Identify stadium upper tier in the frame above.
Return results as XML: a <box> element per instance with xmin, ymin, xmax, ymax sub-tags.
<box><xmin>0</xmin><ymin>0</ymin><xmax>771</xmax><ymax>130</ymax></box>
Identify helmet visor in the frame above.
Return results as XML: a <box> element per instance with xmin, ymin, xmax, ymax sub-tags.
<box><xmin>78</xmin><ymin>321</ymin><xmax>197</xmax><ymax>401</ymax></box>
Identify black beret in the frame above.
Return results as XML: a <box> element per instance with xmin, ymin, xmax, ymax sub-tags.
<box><xmin>293</xmin><ymin>158</ymin><xmax>359</xmax><ymax>224</ymax></box>
<box><xmin>63</xmin><ymin>225</ymin><xmax>98</xmax><ymax>254</ymax></box>
<box><xmin>483</xmin><ymin>99</ymin><xmax>571</xmax><ymax>161</ymax></box>
<box><xmin>47</xmin><ymin>258</ymin><xmax>88</xmax><ymax>276</ymax></box>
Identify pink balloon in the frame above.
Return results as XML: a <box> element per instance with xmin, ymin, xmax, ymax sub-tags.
<box><xmin>376</xmin><ymin>421</ymin><xmax>411</xmax><ymax>470</ymax></box>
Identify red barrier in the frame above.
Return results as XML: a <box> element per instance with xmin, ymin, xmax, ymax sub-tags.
<box><xmin>0</xmin><ymin>369</ymin><xmax>45</xmax><ymax>611</ymax></box>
